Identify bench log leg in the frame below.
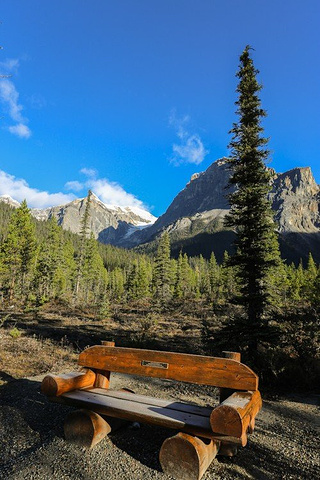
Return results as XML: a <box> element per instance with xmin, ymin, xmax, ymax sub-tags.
<box><xmin>64</xmin><ymin>409</ymin><xmax>111</xmax><ymax>449</ymax></box>
<box><xmin>159</xmin><ymin>432</ymin><xmax>219</xmax><ymax>480</ymax></box>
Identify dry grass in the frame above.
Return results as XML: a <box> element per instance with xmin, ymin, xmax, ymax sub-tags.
<box><xmin>0</xmin><ymin>328</ymin><xmax>78</xmax><ymax>384</ymax></box>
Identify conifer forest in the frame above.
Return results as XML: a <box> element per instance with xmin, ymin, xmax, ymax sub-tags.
<box><xmin>0</xmin><ymin>46</ymin><xmax>319</xmax><ymax>393</ymax></box>
<box><xmin>0</xmin><ymin>197</ymin><xmax>319</xmax><ymax>390</ymax></box>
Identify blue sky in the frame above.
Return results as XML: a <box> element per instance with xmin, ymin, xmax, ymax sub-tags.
<box><xmin>0</xmin><ymin>0</ymin><xmax>319</xmax><ymax>216</ymax></box>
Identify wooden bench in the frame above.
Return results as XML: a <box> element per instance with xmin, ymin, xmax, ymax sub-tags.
<box><xmin>41</xmin><ymin>341</ymin><xmax>262</xmax><ymax>480</ymax></box>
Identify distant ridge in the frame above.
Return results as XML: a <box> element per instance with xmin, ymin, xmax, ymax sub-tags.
<box><xmin>1</xmin><ymin>159</ymin><xmax>319</xmax><ymax>264</ymax></box>
<box><xmin>0</xmin><ymin>192</ymin><xmax>157</xmax><ymax>246</ymax></box>
<box><xmin>124</xmin><ymin>159</ymin><xmax>320</xmax><ymax>264</ymax></box>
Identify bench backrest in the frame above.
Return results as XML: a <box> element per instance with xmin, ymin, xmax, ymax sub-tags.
<box><xmin>78</xmin><ymin>346</ymin><xmax>258</xmax><ymax>391</ymax></box>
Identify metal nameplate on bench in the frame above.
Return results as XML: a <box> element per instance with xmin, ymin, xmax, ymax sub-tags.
<box><xmin>141</xmin><ymin>360</ymin><xmax>169</xmax><ymax>369</ymax></box>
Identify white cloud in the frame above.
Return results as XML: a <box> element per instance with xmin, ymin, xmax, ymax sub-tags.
<box><xmin>80</xmin><ymin>167</ymin><xmax>97</xmax><ymax>178</ymax></box>
<box><xmin>0</xmin><ymin>170</ymin><xmax>75</xmax><ymax>208</ymax></box>
<box><xmin>66</xmin><ymin>168</ymin><xmax>147</xmax><ymax>209</ymax></box>
<box><xmin>65</xmin><ymin>180</ymin><xmax>84</xmax><ymax>192</ymax></box>
<box><xmin>8</xmin><ymin>123</ymin><xmax>31</xmax><ymax>139</ymax></box>
<box><xmin>87</xmin><ymin>178</ymin><xmax>146</xmax><ymax>208</ymax></box>
<box><xmin>1</xmin><ymin>167</ymin><xmax>150</xmax><ymax>212</ymax></box>
<box><xmin>0</xmin><ymin>79</ymin><xmax>24</xmax><ymax>122</ymax></box>
<box><xmin>0</xmin><ymin>58</ymin><xmax>20</xmax><ymax>75</ymax></box>
<box><xmin>169</xmin><ymin>110</ymin><xmax>208</xmax><ymax>166</ymax></box>
<box><xmin>0</xmin><ymin>59</ymin><xmax>32</xmax><ymax>139</ymax></box>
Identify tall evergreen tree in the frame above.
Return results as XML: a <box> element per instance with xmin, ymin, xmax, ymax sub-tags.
<box><xmin>34</xmin><ymin>216</ymin><xmax>61</xmax><ymax>299</ymax></box>
<box><xmin>75</xmin><ymin>190</ymin><xmax>92</xmax><ymax>297</ymax></box>
<box><xmin>153</xmin><ymin>232</ymin><xmax>172</xmax><ymax>301</ymax></box>
<box><xmin>0</xmin><ymin>200</ymin><xmax>37</xmax><ymax>301</ymax></box>
<box><xmin>80</xmin><ymin>232</ymin><xmax>107</xmax><ymax>304</ymax></box>
<box><xmin>225</xmin><ymin>46</ymin><xmax>280</xmax><ymax>334</ymax></box>
<box><xmin>174</xmin><ymin>251</ymin><xmax>183</xmax><ymax>299</ymax></box>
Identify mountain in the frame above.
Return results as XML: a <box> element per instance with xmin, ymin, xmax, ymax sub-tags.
<box><xmin>0</xmin><ymin>195</ymin><xmax>21</xmax><ymax>208</ymax></box>
<box><xmin>1</xmin><ymin>159</ymin><xmax>319</xmax><ymax>264</ymax></box>
<box><xmin>0</xmin><ymin>193</ymin><xmax>157</xmax><ymax>246</ymax></box>
<box><xmin>125</xmin><ymin>159</ymin><xmax>320</xmax><ymax>264</ymax></box>
<box><xmin>121</xmin><ymin>158</ymin><xmax>233</xmax><ymax>249</ymax></box>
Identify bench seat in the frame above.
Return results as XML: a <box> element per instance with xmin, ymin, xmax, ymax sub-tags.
<box><xmin>41</xmin><ymin>344</ymin><xmax>261</xmax><ymax>479</ymax></box>
<box><xmin>53</xmin><ymin>387</ymin><xmax>245</xmax><ymax>445</ymax></box>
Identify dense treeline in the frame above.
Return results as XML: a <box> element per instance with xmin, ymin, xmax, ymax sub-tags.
<box><xmin>0</xmin><ymin>199</ymin><xmax>319</xmax><ymax>313</ymax></box>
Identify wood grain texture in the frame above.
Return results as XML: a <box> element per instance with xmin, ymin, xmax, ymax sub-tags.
<box><xmin>78</xmin><ymin>346</ymin><xmax>258</xmax><ymax>391</ymax></box>
<box><xmin>52</xmin><ymin>388</ymin><xmax>246</xmax><ymax>445</ymax></box>
<box><xmin>87</xmin><ymin>388</ymin><xmax>214</xmax><ymax>418</ymax></box>
<box><xmin>94</xmin><ymin>370</ymin><xmax>111</xmax><ymax>388</ymax></box>
<box><xmin>219</xmin><ymin>351</ymin><xmax>241</xmax><ymax>403</ymax></box>
<box><xmin>41</xmin><ymin>369</ymin><xmax>96</xmax><ymax>396</ymax></box>
<box><xmin>64</xmin><ymin>409</ymin><xmax>111</xmax><ymax>448</ymax></box>
<box><xmin>159</xmin><ymin>433</ymin><xmax>219</xmax><ymax>480</ymax></box>
<box><xmin>210</xmin><ymin>390</ymin><xmax>262</xmax><ymax>437</ymax></box>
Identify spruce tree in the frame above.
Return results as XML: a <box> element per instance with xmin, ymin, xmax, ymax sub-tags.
<box><xmin>0</xmin><ymin>200</ymin><xmax>37</xmax><ymax>302</ymax></box>
<box><xmin>153</xmin><ymin>232</ymin><xmax>172</xmax><ymax>301</ymax></box>
<box><xmin>34</xmin><ymin>216</ymin><xmax>61</xmax><ymax>299</ymax></box>
<box><xmin>82</xmin><ymin>232</ymin><xmax>107</xmax><ymax>304</ymax></box>
<box><xmin>174</xmin><ymin>251</ymin><xmax>183</xmax><ymax>299</ymax></box>
<box><xmin>225</xmin><ymin>46</ymin><xmax>280</xmax><ymax>334</ymax></box>
<box><xmin>75</xmin><ymin>190</ymin><xmax>92</xmax><ymax>297</ymax></box>
<box><xmin>208</xmin><ymin>252</ymin><xmax>220</xmax><ymax>301</ymax></box>
<box><xmin>303</xmin><ymin>253</ymin><xmax>318</xmax><ymax>300</ymax></box>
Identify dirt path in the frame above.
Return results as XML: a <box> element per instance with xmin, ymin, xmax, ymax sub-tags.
<box><xmin>0</xmin><ymin>373</ymin><xmax>319</xmax><ymax>480</ymax></box>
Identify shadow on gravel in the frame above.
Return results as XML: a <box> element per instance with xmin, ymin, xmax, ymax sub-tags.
<box><xmin>110</xmin><ymin>424</ymin><xmax>173</xmax><ymax>473</ymax></box>
<box><xmin>230</xmin><ymin>439</ymin><xmax>315</xmax><ymax>480</ymax></box>
<box><xmin>0</xmin><ymin>377</ymin><xmax>172</xmax><ymax>476</ymax></box>
<box><xmin>0</xmin><ymin>376</ymin><xmax>73</xmax><ymax>441</ymax></box>
<box><xmin>263</xmin><ymin>399</ymin><xmax>320</xmax><ymax>432</ymax></box>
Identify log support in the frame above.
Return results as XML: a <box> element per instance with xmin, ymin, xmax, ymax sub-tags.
<box><xmin>64</xmin><ymin>409</ymin><xmax>111</xmax><ymax>449</ymax></box>
<box><xmin>41</xmin><ymin>369</ymin><xmax>96</xmax><ymax>397</ymax></box>
<box><xmin>159</xmin><ymin>432</ymin><xmax>219</xmax><ymax>480</ymax></box>
<box><xmin>210</xmin><ymin>390</ymin><xmax>262</xmax><ymax>438</ymax></box>
<box><xmin>64</xmin><ymin>409</ymin><xmax>130</xmax><ymax>449</ymax></box>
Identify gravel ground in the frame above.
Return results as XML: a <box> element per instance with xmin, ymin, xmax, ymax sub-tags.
<box><xmin>0</xmin><ymin>373</ymin><xmax>319</xmax><ymax>480</ymax></box>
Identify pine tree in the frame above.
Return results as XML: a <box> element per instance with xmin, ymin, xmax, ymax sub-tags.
<box><xmin>174</xmin><ymin>251</ymin><xmax>183</xmax><ymax>298</ymax></box>
<box><xmin>53</xmin><ymin>238</ymin><xmax>76</xmax><ymax>299</ymax></box>
<box><xmin>81</xmin><ymin>232</ymin><xmax>107</xmax><ymax>304</ymax></box>
<box><xmin>220</xmin><ymin>251</ymin><xmax>237</xmax><ymax>301</ymax></box>
<box><xmin>109</xmin><ymin>267</ymin><xmax>125</xmax><ymax>299</ymax></box>
<box><xmin>303</xmin><ymin>253</ymin><xmax>317</xmax><ymax>300</ymax></box>
<box><xmin>208</xmin><ymin>252</ymin><xmax>220</xmax><ymax>301</ymax></box>
<box><xmin>314</xmin><ymin>267</ymin><xmax>320</xmax><ymax>304</ymax></box>
<box><xmin>136</xmin><ymin>258</ymin><xmax>151</xmax><ymax>299</ymax></box>
<box><xmin>225</xmin><ymin>46</ymin><xmax>280</xmax><ymax>336</ymax></box>
<box><xmin>288</xmin><ymin>262</ymin><xmax>304</xmax><ymax>301</ymax></box>
<box><xmin>153</xmin><ymin>232</ymin><xmax>172</xmax><ymax>301</ymax></box>
<box><xmin>75</xmin><ymin>190</ymin><xmax>92</xmax><ymax>297</ymax></box>
<box><xmin>34</xmin><ymin>216</ymin><xmax>61</xmax><ymax>299</ymax></box>
<box><xmin>0</xmin><ymin>200</ymin><xmax>37</xmax><ymax>302</ymax></box>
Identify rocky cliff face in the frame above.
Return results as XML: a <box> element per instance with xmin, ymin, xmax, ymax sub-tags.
<box><xmin>120</xmin><ymin>158</ymin><xmax>233</xmax><ymax>247</ymax></box>
<box><xmin>0</xmin><ymin>195</ymin><xmax>21</xmax><ymax>208</ymax></box>
<box><xmin>1</xmin><ymin>160</ymin><xmax>319</xmax><ymax>263</ymax></box>
<box><xmin>36</xmin><ymin>193</ymin><xmax>156</xmax><ymax>245</ymax></box>
<box><xmin>0</xmin><ymin>193</ymin><xmax>157</xmax><ymax>246</ymax></box>
<box><xmin>269</xmin><ymin>167</ymin><xmax>320</xmax><ymax>233</ymax></box>
<box><xmin>126</xmin><ymin>159</ymin><xmax>320</xmax><ymax>264</ymax></box>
